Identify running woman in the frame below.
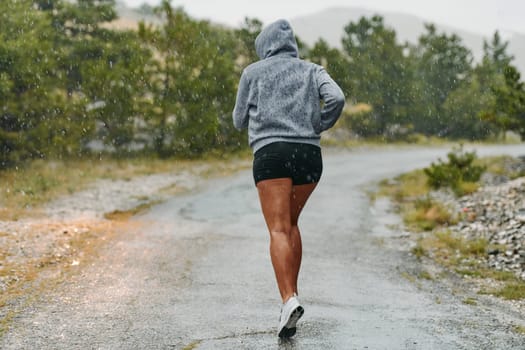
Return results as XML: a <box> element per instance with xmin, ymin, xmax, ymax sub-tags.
<box><xmin>233</xmin><ymin>19</ymin><xmax>345</xmax><ymax>338</ymax></box>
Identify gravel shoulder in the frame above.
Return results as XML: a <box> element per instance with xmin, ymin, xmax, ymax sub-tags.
<box><xmin>0</xmin><ymin>158</ymin><xmax>250</xmax><ymax>335</ymax></box>
<box><xmin>372</xmin><ymin>153</ymin><xmax>525</xmax><ymax>338</ymax></box>
<box><xmin>417</xmin><ymin>175</ymin><xmax>525</xmax><ymax>311</ymax></box>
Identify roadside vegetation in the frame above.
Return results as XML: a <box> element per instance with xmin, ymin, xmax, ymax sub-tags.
<box><xmin>2</xmin><ymin>0</ymin><xmax>524</xmax><ymax>173</ymax></box>
<box><xmin>0</xmin><ymin>151</ymin><xmax>250</xmax><ymax>221</ymax></box>
<box><xmin>377</xmin><ymin>148</ymin><xmax>525</xmax><ymax>301</ymax></box>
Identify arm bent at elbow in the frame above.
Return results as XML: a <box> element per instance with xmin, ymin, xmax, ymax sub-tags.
<box><xmin>317</xmin><ymin>68</ymin><xmax>345</xmax><ymax>132</ymax></box>
<box><xmin>232</xmin><ymin>70</ymin><xmax>251</xmax><ymax>130</ymax></box>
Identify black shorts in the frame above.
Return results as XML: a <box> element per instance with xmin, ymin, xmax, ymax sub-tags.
<box><xmin>253</xmin><ymin>142</ymin><xmax>323</xmax><ymax>185</ymax></box>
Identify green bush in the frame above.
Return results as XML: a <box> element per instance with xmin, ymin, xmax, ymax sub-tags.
<box><xmin>424</xmin><ymin>146</ymin><xmax>486</xmax><ymax>196</ymax></box>
<box><xmin>344</xmin><ymin>109</ymin><xmax>382</xmax><ymax>137</ymax></box>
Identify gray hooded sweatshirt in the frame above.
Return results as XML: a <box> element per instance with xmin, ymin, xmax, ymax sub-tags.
<box><xmin>232</xmin><ymin>19</ymin><xmax>345</xmax><ymax>153</ymax></box>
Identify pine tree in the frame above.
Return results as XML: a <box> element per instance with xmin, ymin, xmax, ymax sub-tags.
<box><xmin>342</xmin><ymin>16</ymin><xmax>411</xmax><ymax>136</ymax></box>
<box><xmin>139</xmin><ymin>1</ymin><xmax>239</xmax><ymax>157</ymax></box>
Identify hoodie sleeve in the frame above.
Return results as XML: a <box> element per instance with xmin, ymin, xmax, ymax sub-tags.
<box><xmin>232</xmin><ymin>70</ymin><xmax>251</xmax><ymax>130</ymax></box>
<box><xmin>317</xmin><ymin>67</ymin><xmax>345</xmax><ymax>132</ymax></box>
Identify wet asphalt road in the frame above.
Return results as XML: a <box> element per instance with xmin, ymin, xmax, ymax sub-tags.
<box><xmin>2</xmin><ymin>145</ymin><xmax>525</xmax><ymax>349</ymax></box>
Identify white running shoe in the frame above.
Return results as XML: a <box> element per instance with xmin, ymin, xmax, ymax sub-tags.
<box><xmin>278</xmin><ymin>294</ymin><xmax>304</xmax><ymax>338</ymax></box>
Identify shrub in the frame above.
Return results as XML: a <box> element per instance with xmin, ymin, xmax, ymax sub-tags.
<box><xmin>405</xmin><ymin>196</ymin><xmax>454</xmax><ymax>231</ymax></box>
<box><xmin>424</xmin><ymin>145</ymin><xmax>486</xmax><ymax>196</ymax></box>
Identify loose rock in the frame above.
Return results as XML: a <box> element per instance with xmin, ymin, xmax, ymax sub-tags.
<box><xmin>447</xmin><ymin>177</ymin><xmax>525</xmax><ymax>279</ymax></box>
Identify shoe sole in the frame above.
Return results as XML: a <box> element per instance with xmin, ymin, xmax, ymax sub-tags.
<box><xmin>278</xmin><ymin>306</ymin><xmax>304</xmax><ymax>338</ymax></box>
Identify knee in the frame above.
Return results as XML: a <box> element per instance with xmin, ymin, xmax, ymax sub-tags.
<box><xmin>269</xmin><ymin>226</ymin><xmax>292</xmax><ymax>239</ymax></box>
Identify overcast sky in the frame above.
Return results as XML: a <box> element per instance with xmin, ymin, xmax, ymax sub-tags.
<box><xmin>120</xmin><ymin>0</ymin><xmax>525</xmax><ymax>36</ymax></box>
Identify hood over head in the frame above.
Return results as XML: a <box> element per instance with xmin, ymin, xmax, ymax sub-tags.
<box><xmin>255</xmin><ymin>19</ymin><xmax>298</xmax><ymax>60</ymax></box>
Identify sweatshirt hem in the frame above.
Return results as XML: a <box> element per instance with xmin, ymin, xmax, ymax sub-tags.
<box><xmin>251</xmin><ymin>136</ymin><xmax>321</xmax><ymax>153</ymax></box>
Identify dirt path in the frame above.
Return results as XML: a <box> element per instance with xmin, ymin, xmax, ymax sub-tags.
<box><xmin>2</xmin><ymin>145</ymin><xmax>525</xmax><ymax>349</ymax></box>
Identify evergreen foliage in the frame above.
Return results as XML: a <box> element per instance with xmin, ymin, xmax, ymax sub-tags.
<box><xmin>424</xmin><ymin>146</ymin><xmax>486</xmax><ymax>196</ymax></box>
<box><xmin>0</xmin><ymin>2</ymin><xmax>523</xmax><ymax>170</ymax></box>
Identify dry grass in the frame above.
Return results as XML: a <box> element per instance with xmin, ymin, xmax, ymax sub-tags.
<box><xmin>0</xmin><ymin>158</ymin><xmax>167</xmax><ymax>220</ymax></box>
<box><xmin>413</xmin><ymin>230</ymin><xmax>489</xmax><ymax>267</ymax></box>
<box><xmin>0</xmin><ymin>155</ymin><xmax>250</xmax><ymax>221</ymax></box>
<box><xmin>181</xmin><ymin>340</ymin><xmax>202</xmax><ymax>350</ymax></box>
<box><xmin>404</xmin><ymin>197</ymin><xmax>456</xmax><ymax>231</ymax></box>
<box><xmin>377</xmin><ymin>169</ymin><xmax>430</xmax><ymax>202</ymax></box>
<box><xmin>414</xmin><ymin>231</ymin><xmax>525</xmax><ymax>300</ymax></box>
<box><xmin>462</xmin><ymin>297</ymin><xmax>478</xmax><ymax>305</ymax></box>
<box><xmin>478</xmin><ymin>155</ymin><xmax>525</xmax><ymax>179</ymax></box>
<box><xmin>103</xmin><ymin>201</ymin><xmax>162</xmax><ymax>221</ymax></box>
<box><xmin>490</xmin><ymin>282</ymin><xmax>525</xmax><ymax>300</ymax></box>
<box><xmin>514</xmin><ymin>325</ymin><xmax>525</xmax><ymax>335</ymax></box>
<box><xmin>377</xmin><ymin>170</ymin><xmax>456</xmax><ymax>231</ymax></box>
<box><xmin>418</xmin><ymin>270</ymin><xmax>434</xmax><ymax>280</ymax></box>
<box><xmin>454</xmin><ymin>181</ymin><xmax>480</xmax><ymax>196</ymax></box>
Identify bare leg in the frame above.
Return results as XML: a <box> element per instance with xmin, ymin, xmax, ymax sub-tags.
<box><xmin>257</xmin><ymin>178</ymin><xmax>294</xmax><ymax>302</ymax></box>
<box><xmin>289</xmin><ymin>183</ymin><xmax>317</xmax><ymax>296</ymax></box>
<box><xmin>257</xmin><ymin>179</ymin><xmax>317</xmax><ymax>302</ymax></box>
<box><xmin>289</xmin><ymin>225</ymin><xmax>302</xmax><ymax>296</ymax></box>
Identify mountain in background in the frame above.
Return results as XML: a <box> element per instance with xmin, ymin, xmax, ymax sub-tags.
<box><xmin>290</xmin><ymin>7</ymin><xmax>525</xmax><ymax>74</ymax></box>
<box><xmin>113</xmin><ymin>3</ymin><xmax>525</xmax><ymax>74</ymax></box>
